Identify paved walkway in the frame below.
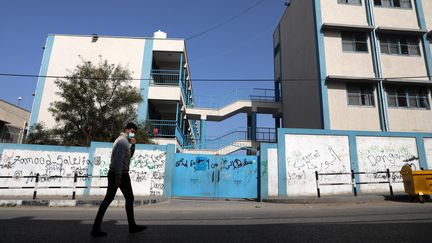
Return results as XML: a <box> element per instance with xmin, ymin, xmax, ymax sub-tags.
<box><xmin>0</xmin><ymin>194</ymin><xmax>425</xmax><ymax>207</ymax></box>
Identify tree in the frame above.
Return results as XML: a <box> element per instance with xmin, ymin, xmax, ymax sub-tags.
<box><xmin>29</xmin><ymin>59</ymin><xmax>147</xmax><ymax>146</ymax></box>
<box><xmin>25</xmin><ymin>122</ymin><xmax>59</xmax><ymax>145</ymax></box>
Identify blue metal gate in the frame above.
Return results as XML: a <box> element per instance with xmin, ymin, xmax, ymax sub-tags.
<box><xmin>172</xmin><ymin>153</ymin><xmax>258</xmax><ymax>199</ymax></box>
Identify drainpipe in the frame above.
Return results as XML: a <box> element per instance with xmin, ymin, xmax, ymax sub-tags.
<box><xmin>366</xmin><ymin>0</ymin><xmax>389</xmax><ymax>131</ymax></box>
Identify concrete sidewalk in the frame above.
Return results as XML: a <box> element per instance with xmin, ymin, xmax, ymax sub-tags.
<box><xmin>0</xmin><ymin>194</ymin><xmax>420</xmax><ymax>207</ymax></box>
<box><xmin>0</xmin><ymin>196</ymin><xmax>166</xmax><ymax>207</ymax></box>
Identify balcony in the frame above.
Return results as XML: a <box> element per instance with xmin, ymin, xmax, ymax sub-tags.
<box><xmin>150</xmin><ymin>69</ymin><xmax>182</xmax><ymax>86</ymax></box>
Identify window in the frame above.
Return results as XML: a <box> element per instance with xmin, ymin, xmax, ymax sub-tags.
<box><xmin>338</xmin><ymin>0</ymin><xmax>362</xmax><ymax>5</ymax></box>
<box><xmin>274</xmin><ymin>43</ymin><xmax>280</xmax><ymax>56</ymax></box>
<box><xmin>342</xmin><ymin>32</ymin><xmax>368</xmax><ymax>52</ymax></box>
<box><xmin>347</xmin><ymin>84</ymin><xmax>375</xmax><ymax>106</ymax></box>
<box><xmin>379</xmin><ymin>34</ymin><xmax>420</xmax><ymax>56</ymax></box>
<box><xmin>387</xmin><ymin>86</ymin><xmax>430</xmax><ymax>109</ymax></box>
<box><xmin>374</xmin><ymin>0</ymin><xmax>412</xmax><ymax>8</ymax></box>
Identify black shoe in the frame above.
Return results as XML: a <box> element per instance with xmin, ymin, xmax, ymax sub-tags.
<box><xmin>129</xmin><ymin>225</ymin><xmax>147</xmax><ymax>234</ymax></box>
<box><xmin>91</xmin><ymin>229</ymin><xmax>108</xmax><ymax>237</ymax></box>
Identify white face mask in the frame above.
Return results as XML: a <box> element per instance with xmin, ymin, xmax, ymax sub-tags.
<box><xmin>128</xmin><ymin>133</ymin><xmax>135</xmax><ymax>139</ymax></box>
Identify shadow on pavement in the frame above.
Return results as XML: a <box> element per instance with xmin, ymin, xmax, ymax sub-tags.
<box><xmin>1</xmin><ymin>217</ymin><xmax>431</xmax><ymax>242</ymax></box>
<box><xmin>384</xmin><ymin>194</ymin><xmax>432</xmax><ymax>203</ymax></box>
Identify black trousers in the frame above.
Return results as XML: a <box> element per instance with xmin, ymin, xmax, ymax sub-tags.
<box><xmin>93</xmin><ymin>171</ymin><xmax>136</xmax><ymax>229</ymax></box>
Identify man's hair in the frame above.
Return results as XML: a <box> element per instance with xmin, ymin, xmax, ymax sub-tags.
<box><xmin>125</xmin><ymin>123</ymin><xmax>138</xmax><ymax>131</ymax></box>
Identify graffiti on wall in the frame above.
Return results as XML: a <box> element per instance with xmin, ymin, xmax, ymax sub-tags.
<box><xmin>0</xmin><ymin>149</ymin><xmax>90</xmax><ymax>182</ymax></box>
<box><xmin>422</xmin><ymin>138</ymin><xmax>432</xmax><ymax>170</ymax></box>
<box><xmin>172</xmin><ymin>154</ymin><xmax>258</xmax><ymax>198</ymax></box>
<box><xmin>284</xmin><ymin>134</ymin><xmax>351</xmax><ymax>196</ymax></box>
<box><xmin>356</xmin><ymin>136</ymin><xmax>419</xmax><ymax>193</ymax></box>
<box><xmin>92</xmin><ymin>148</ymin><xmax>166</xmax><ymax>196</ymax></box>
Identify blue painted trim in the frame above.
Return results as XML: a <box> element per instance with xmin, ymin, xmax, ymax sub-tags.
<box><xmin>348</xmin><ymin>134</ymin><xmax>361</xmax><ymax>192</ymax></box>
<box><xmin>179</xmin><ymin>53</ymin><xmax>183</xmax><ymax>93</ymax></box>
<box><xmin>200</xmin><ymin>120</ymin><xmax>206</xmax><ymax>149</ymax></box>
<box><xmin>164</xmin><ymin>144</ymin><xmax>175</xmax><ymax>198</ymax></box>
<box><xmin>260</xmin><ymin>143</ymin><xmax>278</xmax><ymax>200</ymax></box>
<box><xmin>416</xmin><ymin>136</ymin><xmax>429</xmax><ymax>170</ymax></box>
<box><xmin>277</xmin><ymin>128</ymin><xmax>432</xmax><ymax>138</ymax></box>
<box><xmin>313</xmin><ymin>0</ymin><xmax>330</xmax><ymax>129</ymax></box>
<box><xmin>277</xmin><ymin>128</ymin><xmax>287</xmax><ymax>197</ymax></box>
<box><xmin>250</xmin><ymin>112</ymin><xmax>257</xmax><ymax>141</ymax></box>
<box><xmin>277</xmin><ymin>24</ymin><xmax>283</xmax><ymax>104</ymax></box>
<box><xmin>29</xmin><ymin>35</ymin><xmax>55</xmax><ymax>128</ymax></box>
<box><xmin>415</xmin><ymin>0</ymin><xmax>432</xmax><ymax>81</ymax></box>
<box><xmin>137</xmin><ymin>39</ymin><xmax>154</xmax><ymax>122</ymax></box>
<box><xmin>85</xmin><ymin>142</ymin><xmax>100</xmax><ymax>195</ymax></box>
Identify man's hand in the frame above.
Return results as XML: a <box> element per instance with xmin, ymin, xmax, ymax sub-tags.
<box><xmin>130</xmin><ymin>138</ymin><xmax>136</xmax><ymax>145</ymax></box>
<box><xmin>115</xmin><ymin>175</ymin><xmax>122</xmax><ymax>187</ymax></box>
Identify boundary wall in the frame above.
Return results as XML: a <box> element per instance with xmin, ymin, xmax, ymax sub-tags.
<box><xmin>260</xmin><ymin>129</ymin><xmax>432</xmax><ymax>199</ymax></box>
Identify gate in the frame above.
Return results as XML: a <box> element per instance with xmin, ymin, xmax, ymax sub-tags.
<box><xmin>172</xmin><ymin>153</ymin><xmax>258</xmax><ymax>199</ymax></box>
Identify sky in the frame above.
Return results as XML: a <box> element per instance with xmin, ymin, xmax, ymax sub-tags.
<box><xmin>0</xmin><ymin>0</ymin><xmax>286</xmax><ymax>138</ymax></box>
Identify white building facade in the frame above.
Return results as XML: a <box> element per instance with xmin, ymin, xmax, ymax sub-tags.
<box><xmin>274</xmin><ymin>0</ymin><xmax>432</xmax><ymax>132</ymax></box>
<box><xmin>29</xmin><ymin>33</ymin><xmax>198</xmax><ymax>146</ymax></box>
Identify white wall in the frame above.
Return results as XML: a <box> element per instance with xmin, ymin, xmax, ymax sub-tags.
<box><xmin>37</xmin><ymin>35</ymin><xmax>146</xmax><ymax>128</ymax></box>
<box><xmin>90</xmin><ymin>148</ymin><xmax>166</xmax><ymax>196</ymax></box>
<box><xmin>387</xmin><ymin>90</ymin><xmax>432</xmax><ymax>132</ymax></box>
<box><xmin>0</xmin><ymin>149</ymin><xmax>90</xmax><ymax>196</ymax></box>
<box><xmin>321</xmin><ymin>0</ymin><xmax>368</xmax><ymax>26</ymax></box>
<box><xmin>423</xmin><ymin>138</ymin><xmax>432</xmax><ymax>170</ymax></box>
<box><xmin>0</xmin><ymin>146</ymin><xmax>167</xmax><ymax>197</ymax></box>
<box><xmin>380</xmin><ymin>54</ymin><xmax>428</xmax><ymax>79</ymax></box>
<box><xmin>356</xmin><ymin>136</ymin><xmax>419</xmax><ymax>194</ymax></box>
<box><xmin>324</xmin><ymin>31</ymin><xmax>375</xmax><ymax>78</ymax></box>
<box><xmin>153</xmin><ymin>39</ymin><xmax>184</xmax><ymax>52</ymax></box>
<box><xmin>148</xmin><ymin>86</ymin><xmax>181</xmax><ymax>100</ymax></box>
<box><xmin>373</xmin><ymin>5</ymin><xmax>420</xmax><ymax>29</ymax></box>
<box><xmin>423</xmin><ymin>0</ymin><xmax>432</xmax><ymax>30</ymax></box>
<box><xmin>327</xmin><ymin>82</ymin><xmax>381</xmax><ymax>131</ymax></box>
<box><xmin>284</xmin><ymin>134</ymin><xmax>352</xmax><ymax>196</ymax></box>
<box><xmin>267</xmin><ymin>148</ymin><xmax>278</xmax><ymax>197</ymax></box>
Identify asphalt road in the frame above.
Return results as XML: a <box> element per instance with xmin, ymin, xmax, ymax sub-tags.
<box><xmin>0</xmin><ymin>199</ymin><xmax>431</xmax><ymax>243</ymax></box>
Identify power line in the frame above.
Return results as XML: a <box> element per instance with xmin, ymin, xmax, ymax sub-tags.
<box><xmin>186</xmin><ymin>0</ymin><xmax>267</xmax><ymax>41</ymax></box>
<box><xmin>0</xmin><ymin>72</ymin><xmax>431</xmax><ymax>82</ymax></box>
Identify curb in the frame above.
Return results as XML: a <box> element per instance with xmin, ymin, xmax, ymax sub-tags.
<box><xmin>262</xmin><ymin>194</ymin><xmax>411</xmax><ymax>204</ymax></box>
<box><xmin>0</xmin><ymin>198</ymin><xmax>165</xmax><ymax>207</ymax></box>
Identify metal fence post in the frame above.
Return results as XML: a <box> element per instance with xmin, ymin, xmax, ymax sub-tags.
<box><xmin>351</xmin><ymin>170</ymin><xmax>357</xmax><ymax>197</ymax></box>
<box><xmin>72</xmin><ymin>173</ymin><xmax>78</xmax><ymax>200</ymax></box>
<box><xmin>315</xmin><ymin>171</ymin><xmax>320</xmax><ymax>198</ymax></box>
<box><xmin>33</xmin><ymin>173</ymin><xmax>39</xmax><ymax>200</ymax></box>
<box><xmin>386</xmin><ymin>169</ymin><xmax>393</xmax><ymax>196</ymax></box>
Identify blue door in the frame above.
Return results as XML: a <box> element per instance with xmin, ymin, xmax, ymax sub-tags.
<box><xmin>216</xmin><ymin>156</ymin><xmax>258</xmax><ymax>198</ymax></box>
<box><xmin>172</xmin><ymin>154</ymin><xmax>258</xmax><ymax>199</ymax></box>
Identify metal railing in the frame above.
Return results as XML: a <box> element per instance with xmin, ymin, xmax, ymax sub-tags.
<box><xmin>190</xmin><ymin>88</ymin><xmax>279</xmax><ymax>109</ymax></box>
<box><xmin>147</xmin><ymin>120</ymin><xmax>177</xmax><ymax>137</ymax></box>
<box><xmin>0</xmin><ymin>173</ymin><xmax>108</xmax><ymax>199</ymax></box>
<box><xmin>183</xmin><ymin>127</ymin><xmax>276</xmax><ymax>150</ymax></box>
<box><xmin>315</xmin><ymin>169</ymin><xmax>403</xmax><ymax>198</ymax></box>
<box><xmin>150</xmin><ymin>69</ymin><xmax>181</xmax><ymax>86</ymax></box>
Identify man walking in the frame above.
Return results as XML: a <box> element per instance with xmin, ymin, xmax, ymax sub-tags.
<box><xmin>91</xmin><ymin>123</ymin><xmax>146</xmax><ymax>237</ymax></box>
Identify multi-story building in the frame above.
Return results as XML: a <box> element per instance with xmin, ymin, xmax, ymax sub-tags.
<box><xmin>0</xmin><ymin>99</ymin><xmax>30</xmax><ymax>143</ymax></box>
<box><xmin>29</xmin><ymin>31</ymin><xmax>199</xmax><ymax>147</ymax></box>
<box><xmin>29</xmin><ymin>32</ymin><xmax>282</xmax><ymax>151</ymax></box>
<box><xmin>274</xmin><ymin>0</ymin><xmax>432</xmax><ymax>132</ymax></box>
